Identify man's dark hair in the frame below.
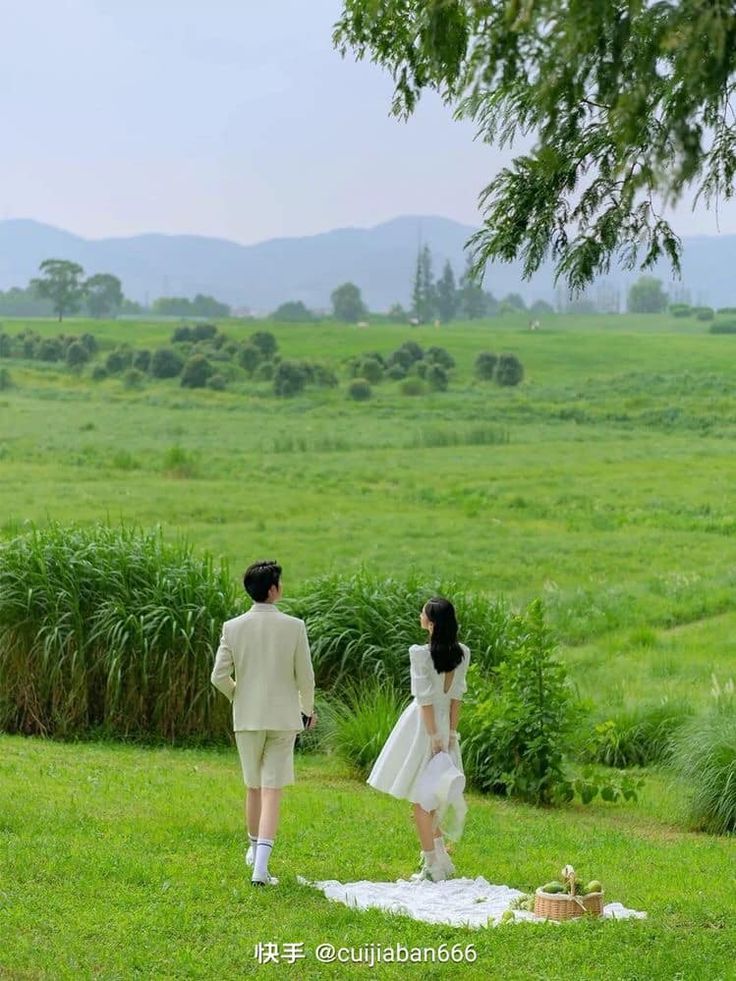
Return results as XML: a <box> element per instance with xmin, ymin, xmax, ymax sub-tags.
<box><xmin>243</xmin><ymin>560</ymin><xmax>282</xmax><ymax>602</ymax></box>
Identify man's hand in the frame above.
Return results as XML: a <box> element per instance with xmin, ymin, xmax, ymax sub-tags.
<box><xmin>304</xmin><ymin>712</ymin><xmax>318</xmax><ymax>730</ymax></box>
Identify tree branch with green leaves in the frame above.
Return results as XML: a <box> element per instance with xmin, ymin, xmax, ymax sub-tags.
<box><xmin>334</xmin><ymin>0</ymin><xmax>736</xmax><ymax>290</ymax></box>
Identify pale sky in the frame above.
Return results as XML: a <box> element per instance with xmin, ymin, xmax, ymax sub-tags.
<box><xmin>3</xmin><ymin>0</ymin><xmax>735</xmax><ymax>244</ymax></box>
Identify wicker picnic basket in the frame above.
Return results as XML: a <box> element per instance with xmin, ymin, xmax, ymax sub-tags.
<box><xmin>534</xmin><ymin>887</ymin><xmax>604</xmax><ymax>921</ymax></box>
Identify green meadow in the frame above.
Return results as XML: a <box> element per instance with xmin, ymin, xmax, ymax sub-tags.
<box><xmin>1</xmin><ymin>312</ymin><xmax>735</xmax><ymax>712</ymax></box>
<box><xmin>2</xmin><ymin>312</ymin><xmax>735</xmax><ymax>979</ymax></box>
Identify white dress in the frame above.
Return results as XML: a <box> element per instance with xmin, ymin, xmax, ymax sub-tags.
<box><xmin>367</xmin><ymin>643</ymin><xmax>470</xmax><ymax>805</ymax></box>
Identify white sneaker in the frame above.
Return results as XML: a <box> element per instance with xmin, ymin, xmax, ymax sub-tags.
<box><xmin>410</xmin><ymin>854</ymin><xmax>448</xmax><ymax>883</ymax></box>
<box><xmin>245</xmin><ymin>845</ymin><xmax>255</xmax><ymax>867</ymax></box>
<box><xmin>251</xmin><ymin>873</ymin><xmax>279</xmax><ymax>886</ymax></box>
<box><xmin>434</xmin><ymin>842</ymin><xmax>456</xmax><ymax>877</ymax></box>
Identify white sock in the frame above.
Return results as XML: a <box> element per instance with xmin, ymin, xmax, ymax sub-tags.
<box><xmin>248</xmin><ymin>833</ymin><xmax>258</xmax><ymax>848</ymax></box>
<box><xmin>421</xmin><ymin>848</ymin><xmax>437</xmax><ymax>866</ymax></box>
<box><xmin>252</xmin><ymin>838</ymin><xmax>274</xmax><ymax>881</ymax></box>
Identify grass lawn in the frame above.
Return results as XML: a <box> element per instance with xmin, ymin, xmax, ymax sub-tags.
<box><xmin>1</xmin><ymin>735</ymin><xmax>734</xmax><ymax>980</ymax></box>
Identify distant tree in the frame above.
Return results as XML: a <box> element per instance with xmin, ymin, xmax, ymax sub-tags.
<box><xmin>458</xmin><ymin>259</ymin><xmax>492</xmax><ymax>319</ymax></box>
<box><xmin>271</xmin><ymin>300</ymin><xmax>315</xmax><ymax>322</ymax></box>
<box><xmin>31</xmin><ymin>259</ymin><xmax>86</xmax><ymax>321</ymax></box>
<box><xmin>530</xmin><ymin>299</ymin><xmax>554</xmax><ymax>316</ymax></box>
<box><xmin>627</xmin><ymin>277</ymin><xmax>668</xmax><ymax>314</ymax></box>
<box><xmin>331</xmin><ymin>282</ymin><xmax>367</xmax><ymax>323</ymax></box>
<box><xmin>502</xmin><ymin>292</ymin><xmax>527</xmax><ymax>312</ymax></box>
<box><xmin>120</xmin><ymin>298</ymin><xmax>144</xmax><ymax>315</ymax></box>
<box><xmin>181</xmin><ymin>354</ymin><xmax>214</xmax><ymax>389</ymax></box>
<box><xmin>85</xmin><ymin>274</ymin><xmax>123</xmax><ymax>318</ymax></box>
<box><xmin>435</xmin><ymin>261</ymin><xmax>459</xmax><ymax>323</ymax></box>
<box><xmin>191</xmin><ymin>294</ymin><xmax>230</xmax><ymax>318</ymax></box>
<box><xmin>0</xmin><ymin>285</ymin><xmax>53</xmax><ymax>317</ymax></box>
<box><xmin>152</xmin><ymin>295</ymin><xmax>229</xmax><ymax>318</ymax></box>
<box><xmin>388</xmin><ymin>302</ymin><xmax>408</xmax><ymax>323</ymax></box>
<box><xmin>411</xmin><ymin>245</ymin><xmax>436</xmax><ymax>323</ymax></box>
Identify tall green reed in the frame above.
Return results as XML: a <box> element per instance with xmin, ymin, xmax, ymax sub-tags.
<box><xmin>0</xmin><ymin>523</ymin><xmax>240</xmax><ymax>741</ymax></box>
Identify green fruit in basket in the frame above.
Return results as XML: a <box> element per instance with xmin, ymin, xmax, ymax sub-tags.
<box><xmin>500</xmin><ymin>910</ymin><xmax>515</xmax><ymax>924</ymax></box>
<box><xmin>584</xmin><ymin>880</ymin><xmax>603</xmax><ymax>894</ymax></box>
<box><xmin>541</xmin><ymin>881</ymin><xmax>565</xmax><ymax>894</ymax></box>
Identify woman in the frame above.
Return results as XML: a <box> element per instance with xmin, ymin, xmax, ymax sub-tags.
<box><xmin>367</xmin><ymin>596</ymin><xmax>470</xmax><ymax>882</ymax></box>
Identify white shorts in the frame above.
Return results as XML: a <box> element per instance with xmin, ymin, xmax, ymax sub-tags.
<box><xmin>235</xmin><ymin>729</ymin><xmax>298</xmax><ymax>789</ymax></box>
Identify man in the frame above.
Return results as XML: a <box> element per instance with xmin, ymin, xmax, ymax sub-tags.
<box><xmin>211</xmin><ymin>559</ymin><xmax>315</xmax><ymax>886</ymax></box>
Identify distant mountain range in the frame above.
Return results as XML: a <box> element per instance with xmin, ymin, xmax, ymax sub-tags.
<box><xmin>1</xmin><ymin>215</ymin><xmax>735</xmax><ymax>312</ymax></box>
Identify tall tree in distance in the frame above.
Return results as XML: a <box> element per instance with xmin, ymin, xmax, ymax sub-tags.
<box><xmin>458</xmin><ymin>257</ymin><xmax>490</xmax><ymax>319</ymax></box>
<box><xmin>31</xmin><ymin>259</ymin><xmax>86</xmax><ymax>322</ymax></box>
<box><xmin>627</xmin><ymin>276</ymin><xmax>668</xmax><ymax>314</ymax></box>
<box><xmin>335</xmin><ymin>3</ymin><xmax>736</xmax><ymax>290</ymax></box>
<box><xmin>435</xmin><ymin>260</ymin><xmax>459</xmax><ymax>323</ymax></box>
<box><xmin>85</xmin><ymin>273</ymin><xmax>123</xmax><ymax>318</ymax></box>
<box><xmin>331</xmin><ymin>281</ymin><xmax>367</xmax><ymax>322</ymax></box>
<box><xmin>411</xmin><ymin>245</ymin><xmax>436</xmax><ymax>323</ymax></box>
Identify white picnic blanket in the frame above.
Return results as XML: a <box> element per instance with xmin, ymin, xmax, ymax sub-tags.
<box><xmin>299</xmin><ymin>876</ymin><xmax>647</xmax><ymax>929</ymax></box>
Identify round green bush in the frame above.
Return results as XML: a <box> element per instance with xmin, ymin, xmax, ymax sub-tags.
<box><xmin>709</xmin><ymin>320</ymin><xmax>736</xmax><ymax>334</ymax></box>
<box><xmin>0</xmin><ymin>367</ymin><xmax>12</xmax><ymax>391</ymax></box>
<box><xmin>425</xmin><ymin>345</ymin><xmax>455</xmax><ymax>369</ymax></box>
<box><xmin>475</xmin><ymin>351</ymin><xmax>499</xmax><ymax>380</ymax></box>
<box><xmin>250</xmin><ymin>331</ymin><xmax>278</xmax><ymax>358</ymax></box>
<box><xmin>105</xmin><ymin>348</ymin><xmax>133</xmax><ymax>374</ymax></box>
<box><xmin>191</xmin><ymin>323</ymin><xmax>217</xmax><ymax>341</ymax></box>
<box><xmin>181</xmin><ymin>354</ymin><xmax>214</xmax><ymax>389</ymax></box>
<box><xmin>398</xmin><ymin>341</ymin><xmax>423</xmax><ymax>363</ymax></box>
<box><xmin>354</xmin><ymin>356</ymin><xmax>383</xmax><ymax>384</ymax></box>
<box><xmin>256</xmin><ymin>360</ymin><xmax>275</xmax><ymax>381</ymax></box>
<box><xmin>495</xmin><ymin>353</ymin><xmax>524</xmax><ymax>386</ymax></box>
<box><xmin>91</xmin><ymin>365</ymin><xmax>108</xmax><ymax>381</ymax></box>
<box><xmin>37</xmin><ymin>338</ymin><xmax>64</xmax><ymax>362</ymax></box>
<box><xmin>238</xmin><ymin>342</ymin><xmax>262</xmax><ymax>375</ymax></box>
<box><xmin>414</xmin><ymin>360</ymin><xmax>429</xmax><ymax>378</ymax></box>
<box><xmin>80</xmin><ymin>333</ymin><xmax>98</xmax><ymax>355</ymax></box>
<box><xmin>386</xmin><ymin>363</ymin><xmax>407</xmax><ymax>381</ymax></box>
<box><xmin>311</xmin><ymin>364</ymin><xmax>339</xmax><ymax>388</ymax></box>
<box><xmin>150</xmin><ymin>347</ymin><xmax>185</xmax><ymax>379</ymax></box>
<box><xmin>426</xmin><ymin>363</ymin><xmax>448</xmax><ymax>391</ymax></box>
<box><xmin>347</xmin><ymin>378</ymin><xmax>372</xmax><ymax>401</ymax></box>
<box><xmin>400</xmin><ymin>377</ymin><xmax>426</xmax><ymax>396</ymax></box>
<box><xmin>695</xmin><ymin>306</ymin><xmax>715</xmax><ymax>321</ymax></box>
<box><xmin>207</xmin><ymin>373</ymin><xmax>226</xmax><ymax>391</ymax></box>
<box><xmin>387</xmin><ymin>348</ymin><xmax>413</xmax><ymax>370</ymax></box>
<box><xmin>66</xmin><ymin>341</ymin><xmax>89</xmax><ymax>368</ymax></box>
<box><xmin>669</xmin><ymin>303</ymin><xmax>692</xmax><ymax>317</ymax></box>
<box><xmin>171</xmin><ymin>326</ymin><xmax>193</xmax><ymax>343</ymax></box>
<box><xmin>133</xmin><ymin>349</ymin><xmax>151</xmax><ymax>372</ymax></box>
<box><xmin>273</xmin><ymin>359</ymin><xmax>308</xmax><ymax>397</ymax></box>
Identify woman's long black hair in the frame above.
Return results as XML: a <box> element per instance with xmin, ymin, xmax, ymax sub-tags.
<box><xmin>424</xmin><ymin>596</ymin><xmax>464</xmax><ymax>674</ymax></box>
